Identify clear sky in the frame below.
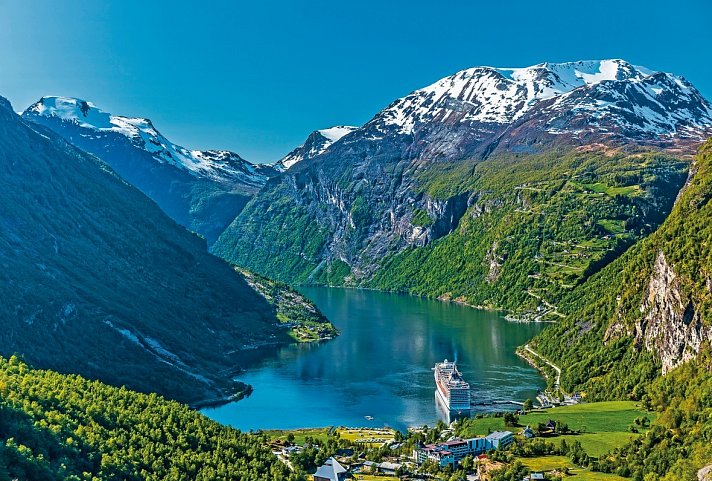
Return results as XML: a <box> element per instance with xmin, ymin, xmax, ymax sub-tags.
<box><xmin>1</xmin><ymin>0</ymin><xmax>710</xmax><ymax>163</ymax></box>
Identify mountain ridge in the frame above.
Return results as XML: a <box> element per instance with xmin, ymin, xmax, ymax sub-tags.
<box><xmin>0</xmin><ymin>94</ymin><xmax>331</xmax><ymax>405</ymax></box>
<box><xmin>371</xmin><ymin>59</ymin><xmax>712</xmax><ymax>141</ymax></box>
<box><xmin>23</xmin><ymin>96</ymin><xmax>278</xmax><ymax>244</ymax></box>
<box><xmin>214</xmin><ymin>59</ymin><xmax>709</xmax><ymax>318</ymax></box>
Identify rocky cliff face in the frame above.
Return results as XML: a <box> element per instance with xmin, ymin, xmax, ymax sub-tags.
<box><xmin>634</xmin><ymin>252</ymin><xmax>712</xmax><ymax>373</ymax></box>
<box><xmin>269</xmin><ymin>150</ymin><xmax>473</xmax><ymax>282</ymax></box>
<box><xmin>699</xmin><ymin>464</ymin><xmax>712</xmax><ymax>481</ymax></box>
<box><xmin>215</xmin><ymin>60</ymin><xmax>709</xmax><ymax>295</ymax></box>
<box><xmin>599</xmin><ymin>141</ymin><xmax>712</xmax><ymax>376</ymax></box>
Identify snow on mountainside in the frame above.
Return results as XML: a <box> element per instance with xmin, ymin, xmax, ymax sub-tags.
<box><xmin>24</xmin><ymin>96</ymin><xmax>273</xmax><ymax>187</ymax></box>
<box><xmin>274</xmin><ymin>125</ymin><xmax>357</xmax><ymax>171</ymax></box>
<box><xmin>215</xmin><ymin>58</ymin><xmax>712</xmax><ymax>292</ymax></box>
<box><xmin>372</xmin><ymin>59</ymin><xmax>712</xmax><ymax>140</ymax></box>
<box><xmin>23</xmin><ymin>96</ymin><xmax>278</xmax><ymax>245</ymax></box>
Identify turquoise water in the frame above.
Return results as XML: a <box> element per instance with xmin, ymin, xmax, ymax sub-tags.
<box><xmin>202</xmin><ymin>288</ymin><xmax>546</xmax><ymax>431</ymax></box>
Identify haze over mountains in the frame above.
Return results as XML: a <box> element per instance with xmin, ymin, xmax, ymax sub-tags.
<box><xmin>23</xmin><ymin>96</ymin><xmax>279</xmax><ymax>245</ymax></box>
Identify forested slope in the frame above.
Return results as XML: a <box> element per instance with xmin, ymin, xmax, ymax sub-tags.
<box><xmin>0</xmin><ymin>356</ymin><xmax>297</xmax><ymax>481</ymax></box>
<box><xmin>530</xmin><ymin>139</ymin><xmax>712</xmax><ymax>480</ymax></box>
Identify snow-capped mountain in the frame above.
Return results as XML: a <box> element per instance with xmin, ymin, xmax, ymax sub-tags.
<box><xmin>215</xmin><ymin>59</ymin><xmax>712</xmax><ymax>294</ymax></box>
<box><xmin>370</xmin><ymin>59</ymin><xmax>712</xmax><ymax>143</ymax></box>
<box><xmin>24</xmin><ymin>96</ymin><xmax>274</xmax><ymax>186</ymax></box>
<box><xmin>274</xmin><ymin>126</ymin><xmax>358</xmax><ymax>171</ymax></box>
<box><xmin>23</xmin><ymin>96</ymin><xmax>278</xmax><ymax>244</ymax></box>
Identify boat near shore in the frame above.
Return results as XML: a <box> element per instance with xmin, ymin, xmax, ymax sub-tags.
<box><xmin>433</xmin><ymin>359</ymin><xmax>471</xmax><ymax>412</ymax></box>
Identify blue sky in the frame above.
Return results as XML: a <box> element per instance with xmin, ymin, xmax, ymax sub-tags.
<box><xmin>1</xmin><ymin>0</ymin><xmax>710</xmax><ymax>163</ymax></box>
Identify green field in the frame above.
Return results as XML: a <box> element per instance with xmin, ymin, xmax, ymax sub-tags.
<box><xmin>519</xmin><ymin>455</ymin><xmax>628</xmax><ymax>480</ymax></box>
<box><xmin>263</xmin><ymin>427</ymin><xmax>332</xmax><ymax>445</ymax></box>
<box><xmin>337</xmin><ymin>427</ymin><xmax>396</xmax><ymax>445</ymax></box>
<box><xmin>572</xmin><ymin>181</ymin><xmax>641</xmax><ymax>197</ymax></box>
<box><xmin>567</xmin><ymin>468</ymin><xmax>628</xmax><ymax>480</ymax></box>
<box><xmin>263</xmin><ymin>426</ymin><xmax>396</xmax><ymax>447</ymax></box>
<box><xmin>520</xmin><ymin>455</ymin><xmax>572</xmax><ymax>471</ymax></box>
<box><xmin>460</xmin><ymin>401</ymin><xmax>654</xmax><ymax>457</ymax></box>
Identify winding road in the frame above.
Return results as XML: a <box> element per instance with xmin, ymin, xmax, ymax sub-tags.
<box><xmin>524</xmin><ymin>344</ymin><xmax>561</xmax><ymax>391</ymax></box>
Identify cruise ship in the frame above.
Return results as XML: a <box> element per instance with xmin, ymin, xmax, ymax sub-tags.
<box><xmin>434</xmin><ymin>359</ymin><xmax>471</xmax><ymax>412</ymax></box>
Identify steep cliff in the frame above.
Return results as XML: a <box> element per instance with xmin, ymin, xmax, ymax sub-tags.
<box><xmin>632</xmin><ymin>252</ymin><xmax>710</xmax><ymax>373</ymax></box>
<box><xmin>534</xmin><ymin>139</ymin><xmax>712</xmax><ymax>397</ymax></box>
<box><xmin>215</xmin><ymin>60</ymin><xmax>709</xmax><ymax>317</ymax></box>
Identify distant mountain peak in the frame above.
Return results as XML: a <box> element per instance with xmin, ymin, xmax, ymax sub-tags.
<box><xmin>24</xmin><ymin>96</ymin><xmax>272</xmax><ymax>186</ymax></box>
<box><xmin>371</xmin><ymin>59</ymin><xmax>712</xmax><ymax>140</ymax></box>
<box><xmin>274</xmin><ymin>125</ymin><xmax>358</xmax><ymax>171</ymax></box>
<box><xmin>23</xmin><ymin>96</ymin><xmax>279</xmax><ymax>244</ymax></box>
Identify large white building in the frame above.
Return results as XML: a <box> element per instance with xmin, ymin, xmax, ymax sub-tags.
<box><xmin>413</xmin><ymin>431</ymin><xmax>514</xmax><ymax>468</ymax></box>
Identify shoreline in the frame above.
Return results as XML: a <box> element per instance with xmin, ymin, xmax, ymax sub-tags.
<box><xmin>299</xmin><ymin>284</ymin><xmax>554</xmax><ymax>324</ymax></box>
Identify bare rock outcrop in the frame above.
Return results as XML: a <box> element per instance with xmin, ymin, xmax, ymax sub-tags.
<box><xmin>635</xmin><ymin>251</ymin><xmax>712</xmax><ymax>373</ymax></box>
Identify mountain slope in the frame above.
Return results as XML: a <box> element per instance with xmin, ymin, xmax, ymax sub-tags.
<box><xmin>23</xmin><ymin>96</ymin><xmax>278</xmax><ymax>244</ymax></box>
<box><xmin>533</xmin><ymin>138</ymin><xmax>712</xmax><ymax>397</ymax></box>
<box><xmin>214</xmin><ymin>60</ymin><xmax>710</xmax><ymax>317</ymax></box>
<box><xmin>274</xmin><ymin>126</ymin><xmax>358</xmax><ymax>171</ymax></box>
<box><xmin>528</xmin><ymin>139</ymin><xmax>712</xmax><ymax>480</ymax></box>
<box><xmin>0</xmin><ymin>355</ymin><xmax>298</xmax><ymax>481</ymax></box>
<box><xmin>0</xmin><ymin>95</ymin><xmax>329</xmax><ymax>405</ymax></box>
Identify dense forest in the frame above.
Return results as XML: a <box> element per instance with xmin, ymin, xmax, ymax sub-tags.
<box><xmin>531</xmin><ymin>139</ymin><xmax>712</xmax><ymax>480</ymax></box>
<box><xmin>0</xmin><ymin>355</ymin><xmax>300</xmax><ymax>481</ymax></box>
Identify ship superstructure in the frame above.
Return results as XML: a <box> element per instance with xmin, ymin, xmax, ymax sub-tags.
<box><xmin>434</xmin><ymin>359</ymin><xmax>471</xmax><ymax>412</ymax></box>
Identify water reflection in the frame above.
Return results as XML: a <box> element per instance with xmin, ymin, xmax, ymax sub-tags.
<box><xmin>203</xmin><ymin>288</ymin><xmax>546</xmax><ymax>431</ymax></box>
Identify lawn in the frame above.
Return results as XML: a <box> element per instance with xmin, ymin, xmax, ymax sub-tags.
<box><xmin>460</xmin><ymin>401</ymin><xmax>654</xmax><ymax>457</ymax></box>
<box><xmin>263</xmin><ymin>427</ymin><xmax>331</xmax><ymax>445</ymax></box>
<box><xmin>519</xmin><ymin>455</ymin><xmax>628</xmax><ymax>480</ymax></box>
<box><xmin>337</xmin><ymin>427</ymin><xmax>396</xmax><ymax>446</ymax></box>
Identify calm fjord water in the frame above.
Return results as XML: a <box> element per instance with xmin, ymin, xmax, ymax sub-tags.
<box><xmin>202</xmin><ymin>288</ymin><xmax>546</xmax><ymax>431</ymax></box>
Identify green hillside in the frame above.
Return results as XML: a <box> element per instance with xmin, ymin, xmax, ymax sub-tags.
<box><xmin>529</xmin><ymin>140</ymin><xmax>712</xmax><ymax>479</ymax></box>
<box><xmin>217</xmin><ymin>146</ymin><xmax>688</xmax><ymax>321</ymax></box>
<box><xmin>0</xmin><ymin>355</ymin><xmax>298</xmax><ymax>481</ymax></box>
<box><xmin>0</xmin><ymin>96</ymin><xmax>334</xmax><ymax>406</ymax></box>
<box><xmin>368</xmin><ymin>148</ymin><xmax>687</xmax><ymax>318</ymax></box>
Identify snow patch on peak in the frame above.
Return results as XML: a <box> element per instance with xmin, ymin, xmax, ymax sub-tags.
<box><xmin>373</xmin><ymin>59</ymin><xmax>670</xmax><ymax>135</ymax></box>
<box><xmin>29</xmin><ymin>96</ymin><xmax>113</xmax><ymax>129</ymax></box>
<box><xmin>318</xmin><ymin>125</ymin><xmax>358</xmax><ymax>142</ymax></box>
<box><xmin>275</xmin><ymin>125</ymin><xmax>358</xmax><ymax>171</ymax></box>
<box><xmin>24</xmin><ymin>96</ymin><xmax>270</xmax><ymax>186</ymax></box>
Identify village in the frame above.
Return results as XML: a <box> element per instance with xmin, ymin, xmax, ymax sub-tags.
<box><xmin>262</xmin><ymin>423</ymin><xmax>544</xmax><ymax>481</ymax></box>
<box><xmin>257</xmin><ymin>355</ymin><xmax>647</xmax><ymax>481</ymax></box>
<box><xmin>258</xmin><ymin>393</ymin><xmax>652</xmax><ymax>481</ymax></box>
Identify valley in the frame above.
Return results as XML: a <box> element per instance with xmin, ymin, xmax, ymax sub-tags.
<box><xmin>0</xmin><ymin>94</ymin><xmax>336</xmax><ymax>407</ymax></box>
<box><xmin>2</xmin><ymin>50</ymin><xmax>712</xmax><ymax>481</ymax></box>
